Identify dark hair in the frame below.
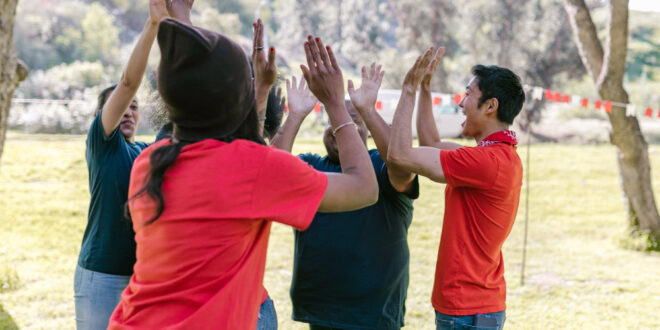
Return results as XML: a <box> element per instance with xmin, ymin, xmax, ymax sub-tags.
<box><xmin>131</xmin><ymin>107</ymin><xmax>265</xmax><ymax>225</ymax></box>
<box><xmin>471</xmin><ymin>65</ymin><xmax>525</xmax><ymax>124</ymax></box>
<box><xmin>96</xmin><ymin>85</ymin><xmax>117</xmax><ymax>112</ymax></box>
<box><xmin>264</xmin><ymin>86</ymin><xmax>284</xmax><ymax>139</ymax></box>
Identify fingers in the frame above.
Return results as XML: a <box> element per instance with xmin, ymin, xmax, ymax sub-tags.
<box><xmin>300</xmin><ymin>65</ymin><xmax>312</xmax><ymax>85</ymax></box>
<box><xmin>347</xmin><ymin>79</ymin><xmax>355</xmax><ymax>94</ymax></box>
<box><xmin>306</xmin><ymin>36</ymin><xmax>324</xmax><ymax>71</ymax></box>
<box><xmin>369</xmin><ymin>63</ymin><xmax>376</xmax><ymax>79</ymax></box>
<box><xmin>314</xmin><ymin>37</ymin><xmax>332</xmax><ymax>70</ymax></box>
<box><xmin>326</xmin><ymin>45</ymin><xmax>340</xmax><ymax>72</ymax></box>
<box><xmin>299</xmin><ymin>75</ymin><xmax>306</xmax><ymax>90</ymax></box>
<box><xmin>378</xmin><ymin>70</ymin><xmax>385</xmax><ymax>86</ymax></box>
<box><xmin>268</xmin><ymin>46</ymin><xmax>276</xmax><ymax>68</ymax></box>
<box><xmin>286</xmin><ymin>78</ymin><xmax>291</xmax><ymax>93</ymax></box>
<box><xmin>361</xmin><ymin>66</ymin><xmax>367</xmax><ymax>82</ymax></box>
<box><xmin>303</xmin><ymin>41</ymin><xmax>317</xmax><ymax>75</ymax></box>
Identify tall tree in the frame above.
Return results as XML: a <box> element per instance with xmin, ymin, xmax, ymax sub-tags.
<box><xmin>564</xmin><ymin>0</ymin><xmax>660</xmax><ymax>248</ymax></box>
<box><xmin>0</xmin><ymin>0</ymin><xmax>29</xmax><ymax>165</ymax></box>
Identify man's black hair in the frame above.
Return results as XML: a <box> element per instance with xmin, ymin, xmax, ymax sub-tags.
<box><xmin>471</xmin><ymin>65</ymin><xmax>525</xmax><ymax>125</ymax></box>
<box><xmin>96</xmin><ymin>85</ymin><xmax>118</xmax><ymax>112</ymax></box>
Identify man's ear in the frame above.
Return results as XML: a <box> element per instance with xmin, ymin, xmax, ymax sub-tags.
<box><xmin>486</xmin><ymin>98</ymin><xmax>499</xmax><ymax>115</ymax></box>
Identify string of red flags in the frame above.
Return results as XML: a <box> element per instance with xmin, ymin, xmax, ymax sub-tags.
<box><xmin>281</xmin><ymin>85</ymin><xmax>656</xmax><ymax>119</ymax></box>
<box><xmin>528</xmin><ymin>85</ymin><xmax>657</xmax><ymax>118</ymax></box>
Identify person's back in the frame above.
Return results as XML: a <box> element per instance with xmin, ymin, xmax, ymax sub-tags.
<box><xmin>113</xmin><ymin>139</ymin><xmax>327</xmax><ymax>328</ymax></box>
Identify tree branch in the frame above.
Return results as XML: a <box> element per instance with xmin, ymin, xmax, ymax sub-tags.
<box><xmin>563</xmin><ymin>0</ymin><xmax>604</xmax><ymax>81</ymax></box>
<box><xmin>600</xmin><ymin>0</ymin><xmax>629</xmax><ymax>89</ymax></box>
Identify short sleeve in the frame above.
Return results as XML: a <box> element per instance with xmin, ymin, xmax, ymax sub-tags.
<box><xmin>440</xmin><ymin>147</ymin><xmax>499</xmax><ymax>189</ymax></box>
<box><xmin>86</xmin><ymin>112</ymin><xmax>122</xmax><ymax>160</ymax></box>
<box><xmin>252</xmin><ymin>147</ymin><xmax>328</xmax><ymax>230</ymax></box>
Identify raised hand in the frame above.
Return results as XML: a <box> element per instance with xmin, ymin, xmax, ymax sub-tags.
<box><xmin>149</xmin><ymin>0</ymin><xmax>169</xmax><ymax>24</ymax></box>
<box><xmin>301</xmin><ymin>36</ymin><xmax>345</xmax><ymax>108</ymax></box>
<box><xmin>421</xmin><ymin>47</ymin><xmax>445</xmax><ymax>88</ymax></box>
<box><xmin>402</xmin><ymin>47</ymin><xmax>437</xmax><ymax>91</ymax></box>
<box><xmin>167</xmin><ymin>0</ymin><xmax>193</xmax><ymax>24</ymax></box>
<box><xmin>286</xmin><ymin>75</ymin><xmax>317</xmax><ymax>119</ymax></box>
<box><xmin>348</xmin><ymin>63</ymin><xmax>384</xmax><ymax>114</ymax></box>
<box><xmin>252</xmin><ymin>19</ymin><xmax>277</xmax><ymax>96</ymax></box>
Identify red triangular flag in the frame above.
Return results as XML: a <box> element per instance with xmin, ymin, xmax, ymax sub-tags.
<box><xmin>433</xmin><ymin>97</ymin><xmax>441</xmax><ymax>106</ymax></box>
<box><xmin>314</xmin><ymin>103</ymin><xmax>321</xmax><ymax>113</ymax></box>
<box><xmin>646</xmin><ymin>108</ymin><xmax>654</xmax><ymax>117</ymax></box>
<box><xmin>375</xmin><ymin>100</ymin><xmax>382</xmax><ymax>111</ymax></box>
<box><xmin>453</xmin><ymin>94</ymin><xmax>462</xmax><ymax>105</ymax></box>
<box><xmin>581</xmin><ymin>98</ymin><xmax>589</xmax><ymax>108</ymax></box>
<box><xmin>545</xmin><ymin>89</ymin><xmax>553</xmax><ymax>101</ymax></box>
<box><xmin>604</xmin><ymin>101</ymin><xmax>612</xmax><ymax>113</ymax></box>
<box><xmin>594</xmin><ymin>100</ymin><xmax>602</xmax><ymax>110</ymax></box>
<box><xmin>562</xmin><ymin>95</ymin><xmax>571</xmax><ymax>103</ymax></box>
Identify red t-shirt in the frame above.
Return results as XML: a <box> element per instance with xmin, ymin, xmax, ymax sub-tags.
<box><xmin>433</xmin><ymin>143</ymin><xmax>522</xmax><ymax>315</ymax></box>
<box><xmin>108</xmin><ymin>139</ymin><xmax>327</xmax><ymax>329</ymax></box>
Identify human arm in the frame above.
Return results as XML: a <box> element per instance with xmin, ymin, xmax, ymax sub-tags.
<box><xmin>416</xmin><ymin>47</ymin><xmax>463</xmax><ymax>150</ymax></box>
<box><xmin>167</xmin><ymin>0</ymin><xmax>193</xmax><ymax>25</ymax></box>
<box><xmin>301</xmin><ymin>36</ymin><xmax>378</xmax><ymax>212</ymax></box>
<box><xmin>252</xmin><ymin>19</ymin><xmax>277</xmax><ymax>137</ymax></box>
<box><xmin>100</xmin><ymin>0</ymin><xmax>168</xmax><ymax>138</ymax></box>
<box><xmin>270</xmin><ymin>75</ymin><xmax>317</xmax><ymax>152</ymax></box>
<box><xmin>388</xmin><ymin>47</ymin><xmax>448</xmax><ymax>184</ymax></box>
<box><xmin>348</xmin><ymin>63</ymin><xmax>415</xmax><ymax>193</ymax></box>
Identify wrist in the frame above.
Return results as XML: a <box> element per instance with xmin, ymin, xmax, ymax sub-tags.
<box><xmin>401</xmin><ymin>84</ymin><xmax>417</xmax><ymax>95</ymax></box>
<box><xmin>420</xmin><ymin>84</ymin><xmax>432</xmax><ymax>93</ymax></box>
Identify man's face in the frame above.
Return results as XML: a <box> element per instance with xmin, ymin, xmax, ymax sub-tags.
<box><xmin>119</xmin><ymin>99</ymin><xmax>140</xmax><ymax>141</ymax></box>
<box><xmin>323</xmin><ymin>101</ymin><xmax>368</xmax><ymax>164</ymax></box>
<box><xmin>457</xmin><ymin>77</ymin><xmax>489</xmax><ymax>139</ymax></box>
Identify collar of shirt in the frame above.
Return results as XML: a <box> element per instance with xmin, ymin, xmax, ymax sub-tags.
<box><xmin>477</xmin><ymin>130</ymin><xmax>518</xmax><ymax>147</ymax></box>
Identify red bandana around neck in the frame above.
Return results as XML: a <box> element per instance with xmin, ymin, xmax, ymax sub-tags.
<box><xmin>477</xmin><ymin>130</ymin><xmax>518</xmax><ymax>147</ymax></box>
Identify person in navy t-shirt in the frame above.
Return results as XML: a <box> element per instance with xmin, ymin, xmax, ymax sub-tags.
<box><xmin>271</xmin><ymin>64</ymin><xmax>419</xmax><ymax>329</ymax></box>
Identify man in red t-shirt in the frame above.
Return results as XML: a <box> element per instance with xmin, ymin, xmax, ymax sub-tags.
<box><xmin>388</xmin><ymin>47</ymin><xmax>525</xmax><ymax>329</ymax></box>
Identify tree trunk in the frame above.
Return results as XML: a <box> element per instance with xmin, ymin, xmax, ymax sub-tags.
<box><xmin>0</xmin><ymin>0</ymin><xmax>28</xmax><ymax>165</ymax></box>
<box><xmin>564</xmin><ymin>0</ymin><xmax>660</xmax><ymax>246</ymax></box>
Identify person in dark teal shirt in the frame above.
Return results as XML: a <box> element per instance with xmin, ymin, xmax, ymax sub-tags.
<box><xmin>74</xmin><ymin>1</ymin><xmax>172</xmax><ymax>328</ymax></box>
<box><xmin>271</xmin><ymin>65</ymin><xmax>419</xmax><ymax>329</ymax></box>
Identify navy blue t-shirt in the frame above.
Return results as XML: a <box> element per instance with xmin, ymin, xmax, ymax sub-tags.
<box><xmin>78</xmin><ymin>113</ymin><xmax>149</xmax><ymax>275</ymax></box>
<box><xmin>290</xmin><ymin>149</ymin><xmax>419</xmax><ymax>329</ymax></box>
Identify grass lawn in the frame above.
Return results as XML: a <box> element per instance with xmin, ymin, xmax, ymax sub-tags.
<box><xmin>0</xmin><ymin>131</ymin><xmax>659</xmax><ymax>329</ymax></box>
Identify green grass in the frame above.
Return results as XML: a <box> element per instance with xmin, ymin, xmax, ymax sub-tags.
<box><xmin>1</xmin><ymin>132</ymin><xmax>659</xmax><ymax>329</ymax></box>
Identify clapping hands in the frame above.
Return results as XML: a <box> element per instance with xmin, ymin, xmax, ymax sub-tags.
<box><xmin>301</xmin><ymin>36</ymin><xmax>345</xmax><ymax>109</ymax></box>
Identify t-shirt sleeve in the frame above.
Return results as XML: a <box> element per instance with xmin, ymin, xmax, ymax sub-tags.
<box><xmin>251</xmin><ymin>147</ymin><xmax>328</xmax><ymax>230</ymax></box>
<box><xmin>440</xmin><ymin>147</ymin><xmax>499</xmax><ymax>189</ymax></box>
<box><xmin>86</xmin><ymin>112</ymin><xmax>123</xmax><ymax>160</ymax></box>
<box><xmin>373</xmin><ymin>151</ymin><xmax>419</xmax><ymax>211</ymax></box>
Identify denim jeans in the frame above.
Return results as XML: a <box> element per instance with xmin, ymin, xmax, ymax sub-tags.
<box><xmin>256</xmin><ymin>295</ymin><xmax>278</xmax><ymax>329</ymax></box>
<box><xmin>74</xmin><ymin>265</ymin><xmax>130</xmax><ymax>330</ymax></box>
<box><xmin>435</xmin><ymin>310</ymin><xmax>506</xmax><ymax>330</ymax></box>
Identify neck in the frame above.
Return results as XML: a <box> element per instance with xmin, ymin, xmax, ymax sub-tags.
<box><xmin>474</xmin><ymin>121</ymin><xmax>508</xmax><ymax>144</ymax></box>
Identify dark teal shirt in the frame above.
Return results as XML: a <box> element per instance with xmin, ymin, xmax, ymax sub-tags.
<box><xmin>290</xmin><ymin>149</ymin><xmax>419</xmax><ymax>329</ymax></box>
<box><xmin>78</xmin><ymin>113</ymin><xmax>149</xmax><ymax>275</ymax></box>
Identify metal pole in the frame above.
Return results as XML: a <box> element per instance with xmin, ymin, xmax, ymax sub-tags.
<box><xmin>520</xmin><ymin>111</ymin><xmax>532</xmax><ymax>286</ymax></box>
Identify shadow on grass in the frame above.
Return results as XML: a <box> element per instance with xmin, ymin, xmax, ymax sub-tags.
<box><xmin>0</xmin><ymin>304</ymin><xmax>18</xmax><ymax>329</ymax></box>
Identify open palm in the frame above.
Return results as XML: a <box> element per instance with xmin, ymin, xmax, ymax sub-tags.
<box><xmin>348</xmin><ymin>63</ymin><xmax>384</xmax><ymax>113</ymax></box>
<box><xmin>286</xmin><ymin>75</ymin><xmax>317</xmax><ymax>118</ymax></box>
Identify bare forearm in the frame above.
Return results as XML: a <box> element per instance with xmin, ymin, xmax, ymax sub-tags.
<box><xmin>388</xmin><ymin>87</ymin><xmax>417</xmax><ymax>165</ymax></box>
<box><xmin>270</xmin><ymin>113</ymin><xmax>305</xmax><ymax>151</ymax></box>
<box><xmin>360</xmin><ymin>108</ymin><xmax>413</xmax><ymax>181</ymax></box>
<box><xmin>327</xmin><ymin>101</ymin><xmax>377</xmax><ymax>191</ymax></box>
<box><xmin>417</xmin><ymin>86</ymin><xmax>441</xmax><ymax>146</ymax></box>
<box><xmin>101</xmin><ymin>19</ymin><xmax>158</xmax><ymax>136</ymax></box>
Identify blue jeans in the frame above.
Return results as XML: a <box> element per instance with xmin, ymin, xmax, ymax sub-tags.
<box><xmin>256</xmin><ymin>295</ymin><xmax>278</xmax><ymax>329</ymax></box>
<box><xmin>435</xmin><ymin>310</ymin><xmax>506</xmax><ymax>330</ymax></box>
<box><xmin>74</xmin><ymin>265</ymin><xmax>130</xmax><ymax>330</ymax></box>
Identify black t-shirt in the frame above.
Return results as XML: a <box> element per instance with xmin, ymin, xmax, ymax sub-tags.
<box><xmin>78</xmin><ymin>113</ymin><xmax>149</xmax><ymax>275</ymax></box>
<box><xmin>290</xmin><ymin>149</ymin><xmax>419</xmax><ymax>329</ymax></box>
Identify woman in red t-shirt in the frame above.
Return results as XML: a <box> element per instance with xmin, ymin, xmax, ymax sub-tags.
<box><xmin>108</xmin><ymin>9</ymin><xmax>378</xmax><ymax>330</ymax></box>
